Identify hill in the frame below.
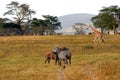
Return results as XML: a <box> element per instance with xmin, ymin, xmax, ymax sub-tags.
<box><xmin>57</xmin><ymin>13</ymin><xmax>95</xmax><ymax>34</ymax></box>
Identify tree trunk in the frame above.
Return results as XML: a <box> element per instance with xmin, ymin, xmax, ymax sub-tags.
<box><xmin>17</xmin><ymin>19</ymin><xmax>24</xmax><ymax>35</ymax></box>
<box><xmin>107</xmin><ymin>30</ymin><xmax>110</xmax><ymax>34</ymax></box>
<box><xmin>113</xmin><ymin>25</ymin><xmax>116</xmax><ymax>34</ymax></box>
<box><xmin>101</xmin><ymin>27</ymin><xmax>104</xmax><ymax>34</ymax></box>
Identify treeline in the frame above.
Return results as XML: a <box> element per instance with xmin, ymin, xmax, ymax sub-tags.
<box><xmin>0</xmin><ymin>1</ymin><xmax>61</xmax><ymax>36</ymax></box>
<box><xmin>0</xmin><ymin>16</ymin><xmax>61</xmax><ymax>36</ymax></box>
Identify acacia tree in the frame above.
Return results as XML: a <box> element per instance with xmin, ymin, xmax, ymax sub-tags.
<box><xmin>99</xmin><ymin>5</ymin><xmax>120</xmax><ymax>34</ymax></box>
<box><xmin>91</xmin><ymin>12</ymin><xmax>115</xmax><ymax>34</ymax></box>
<box><xmin>72</xmin><ymin>23</ymin><xmax>87</xmax><ymax>34</ymax></box>
<box><xmin>31</xmin><ymin>18</ymin><xmax>47</xmax><ymax>35</ymax></box>
<box><xmin>4</xmin><ymin>1</ymin><xmax>35</xmax><ymax>28</ymax></box>
<box><xmin>0</xmin><ymin>18</ymin><xmax>22</xmax><ymax>35</ymax></box>
<box><xmin>42</xmin><ymin>15</ymin><xmax>61</xmax><ymax>34</ymax></box>
<box><xmin>31</xmin><ymin>15</ymin><xmax>61</xmax><ymax>35</ymax></box>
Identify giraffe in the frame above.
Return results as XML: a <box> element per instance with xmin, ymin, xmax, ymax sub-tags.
<box><xmin>88</xmin><ymin>25</ymin><xmax>104</xmax><ymax>44</ymax></box>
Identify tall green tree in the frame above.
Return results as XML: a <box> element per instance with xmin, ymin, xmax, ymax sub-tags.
<box><xmin>0</xmin><ymin>18</ymin><xmax>22</xmax><ymax>36</ymax></box>
<box><xmin>31</xmin><ymin>15</ymin><xmax>61</xmax><ymax>35</ymax></box>
<box><xmin>42</xmin><ymin>15</ymin><xmax>61</xmax><ymax>34</ymax></box>
<box><xmin>31</xmin><ymin>18</ymin><xmax>47</xmax><ymax>35</ymax></box>
<box><xmin>4</xmin><ymin>1</ymin><xmax>35</xmax><ymax>27</ymax></box>
<box><xmin>0</xmin><ymin>18</ymin><xmax>11</xmax><ymax>35</ymax></box>
<box><xmin>91</xmin><ymin>12</ymin><xmax>115</xmax><ymax>34</ymax></box>
<box><xmin>100</xmin><ymin>5</ymin><xmax>120</xmax><ymax>34</ymax></box>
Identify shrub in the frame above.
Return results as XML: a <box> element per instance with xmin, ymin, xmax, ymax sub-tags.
<box><xmin>84</xmin><ymin>45</ymin><xmax>94</xmax><ymax>49</ymax></box>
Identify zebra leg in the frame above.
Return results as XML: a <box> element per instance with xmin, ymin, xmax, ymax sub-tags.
<box><xmin>45</xmin><ymin>59</ymin><xmax>47</xmax><ymax>64</ymax></box>
<box><xmin>69</xmin><ymin>58</ymin><xmax>71</xmax><ymax>64</ymax></box>
<box><xmin>58</xmin><ymin>59</ymin><xmax>62</xmax><ymax>66</ymax></box>
<box><xmin>45</xmin><ymin>57</ymin><xmax>48</xmax><ymax>63</ymax></box>
<box><xmin>66</xmin><ymin>58</ymin><xmax>68</xmax><ymax>64</ymax></box>
<box><xmin>55</xmin><ymin>57</ymin><xmax>59</xmax><ymax>65</ymax></box>
<box><xmin>63</xmin><ymin>59</ymin><xmax>67</xmax><ymax>69</ymax></box>
<box><xmin>48</xmin><ymin>58</ymin><xmax>50</xmax><ymax>64</ymax></box>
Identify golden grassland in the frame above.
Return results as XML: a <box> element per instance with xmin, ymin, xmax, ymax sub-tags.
<box><xmin>0</xmin><ymin>35</ymin><xmax>120</xmax><ymax>80</ymax></box>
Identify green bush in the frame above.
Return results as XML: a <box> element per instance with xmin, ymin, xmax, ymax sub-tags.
<box><xmin>83</xmin><ymin>45</ymin><xmax>94</xmax><ymax>49</ymax></box>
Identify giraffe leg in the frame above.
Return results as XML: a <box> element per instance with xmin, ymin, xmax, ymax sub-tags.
<box><xmin>101</xmin><ymin>37</ymin><xmax>105</xmax><ymax>43</ymax></box>
<box><xmin>101</xmin><ymin>38</ymin><xmax>105</xmax><ymax>43</ymax></box>
<box><xmin>100</xmin><ymin>36</ymin><xmax>105</xmax><ymax>44</ymax></box>
<box><xmin>94</xmin><ymin>37</ymin><xmax>98</xmax><ymax>44</ymax></box>
<box><xmin>98</xmin><ymin>37</ymin><xmax>101</xmax><ymax>43</ymax></box>
<box><xmin>93</xmin><ymin>37</ymin><xmax>96</xmax><ymax>43</ymax></box>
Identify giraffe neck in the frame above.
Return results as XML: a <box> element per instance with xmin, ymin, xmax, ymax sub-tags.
<box><xmin>89</xmin><ymin>25</ymin><xmax>101</xmax><ymax>33</ymax></box>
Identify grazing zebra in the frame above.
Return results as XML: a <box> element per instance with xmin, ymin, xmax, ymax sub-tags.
<box><xmin>52</xmin><ymin>47</ymin><xmax>72</xmax><ymax>69</ymax></box>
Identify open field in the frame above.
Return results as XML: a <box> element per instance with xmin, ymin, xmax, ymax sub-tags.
<box><xmin>0</xmin><ymin>35</ymin><xmax>120</xmax><ymax>80</ymax></box>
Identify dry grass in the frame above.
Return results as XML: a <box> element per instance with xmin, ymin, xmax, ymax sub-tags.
<box><xmin>0</xmin><ymin>35</ymin><xmax>120</xmax><ymax>80</ymax></box>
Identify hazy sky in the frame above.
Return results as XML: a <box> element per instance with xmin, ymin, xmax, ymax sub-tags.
<box><xmin>0</xmin><ymin>0</ymin><xmax>120</xmax><ymax>18</ymax></box>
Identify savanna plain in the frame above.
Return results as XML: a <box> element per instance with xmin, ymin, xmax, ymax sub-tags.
<box><xmin>0</xmin><ymin>35</ymin><xmax>120</xmax><ymax>80</ymax></box>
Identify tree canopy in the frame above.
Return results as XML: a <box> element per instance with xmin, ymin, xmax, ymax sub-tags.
<box><xmin>91</xmin><ymin>5</ymin><xmax>120</xmax><ymax>34</ymax></box>
<box><xmin>31</xmin><ymin>15</ymin><xmax>61</xmax><ymax>35</ymax></box>
<box><xmin>4</xmin><ymin>1</ymin><xmax>35</xmax><ymax>26</ymax></box>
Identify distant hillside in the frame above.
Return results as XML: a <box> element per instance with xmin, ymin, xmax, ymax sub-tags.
<box><xmin>57</xmin><ymin>13</ymin><xmax>95</xmax><ymax>34</ymax></box>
